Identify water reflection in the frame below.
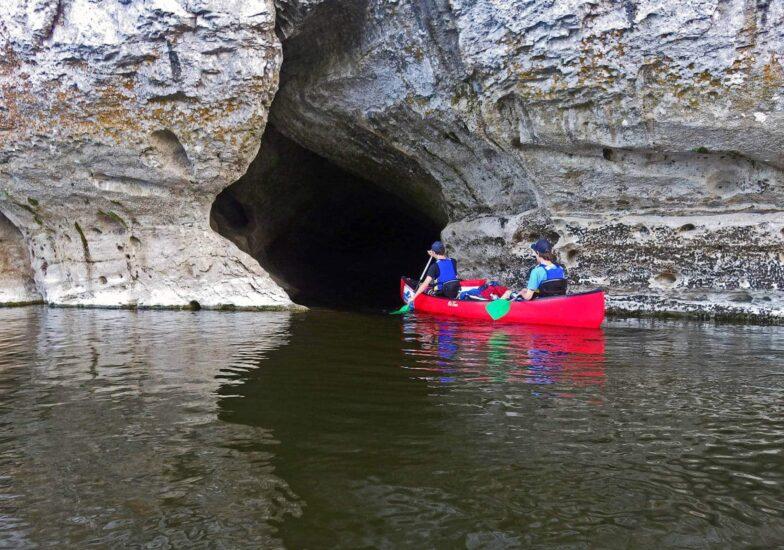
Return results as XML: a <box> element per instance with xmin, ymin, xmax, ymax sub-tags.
<box><xmin>0</xmin><ymin>307</ymin><xmax>298</xmax><ymax>547</ymax></box>
<box><xmin>1</xmin><ymin>308</ymin><xmax>783</xmax><ymax>548</ymax></box>
<box><xmin>401</xmin><ymin>314</ymin><xmax>605</xmax><ymax>390</ymax></box>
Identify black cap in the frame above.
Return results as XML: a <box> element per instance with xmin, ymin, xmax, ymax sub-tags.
<box><xmin>531</xmin><ymin>238</ymin><xmax>552</xmax><ymax>254</ymax></box>
<box><xmin>431</xmin><ymin>241</ymin><xmax>445</xmax><ymax>254</ymax></box>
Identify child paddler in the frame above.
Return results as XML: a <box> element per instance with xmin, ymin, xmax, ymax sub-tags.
<box><xmin>408</xmin><ymin>241</ymin><xmax>460</xmax><ymax>304</ymax></box>
<box><xmin>500</xmin><ymin>239</ymin><xmax>567</xmax><ymax>301</ymax></box>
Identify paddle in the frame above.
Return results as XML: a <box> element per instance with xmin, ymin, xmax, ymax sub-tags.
<box><xmin>391</xmin><ymin>256</ymin><xmax>433</xmax><ymax>315</ymax></box>
<box><xmin>485</xmin><ymin>298</ymin><xmax>511</xmax><ymax>320</ymax></box>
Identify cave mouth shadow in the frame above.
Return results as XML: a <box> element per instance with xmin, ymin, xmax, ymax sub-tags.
<box><xmin>211</xmin><ymin>126</ymin><xmax>443</xmax><ymax>310</ymax></box>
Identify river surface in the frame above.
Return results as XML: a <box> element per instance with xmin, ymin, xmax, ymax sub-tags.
<box><xmin>0</xmin><ymin>307</ymin><xmax>782</xmax><ymax>548</ymax></box>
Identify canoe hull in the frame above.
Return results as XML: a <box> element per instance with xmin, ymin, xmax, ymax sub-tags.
<box><xmin>400</xmin><ymin>278</ymin><xmax>605</xmax><ymax>329</ymax></box>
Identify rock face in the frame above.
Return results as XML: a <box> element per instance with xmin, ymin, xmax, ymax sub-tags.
<box><xmin>0</xmin><ymin>211</ymin><xmax>39</xmax><ymax>304</ymax></box>
<box><xmin>2</xmin><ymin>0</ymin><xmax>783</xmax><ymax>319</ymax></box>
<box><xmin>0</xmin><ymin>0</ymin><xmax>292</xmax><ymax>308</ymax></box>
<box><xmin>269</xmin><ymin>0</ymin><xmax>784</xmax><ymax>320</ymax></box>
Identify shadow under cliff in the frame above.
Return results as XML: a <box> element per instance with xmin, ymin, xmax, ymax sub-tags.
<box><xmin>211</xmin><ymin>127</ymin><xmax>444</xmax><ymax>309</ymax></box>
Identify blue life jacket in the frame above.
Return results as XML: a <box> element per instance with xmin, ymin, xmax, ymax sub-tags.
<box><xmin>434</xmin><ymin>258</ymin><xmax>458</xmax><ymax>289</ymax></box>
<box><xmin>538</xmin><ymin>264</ymin><xmax>565</xmax><ymax>281</ymax></box>
<box><xmin>533</xmin><ymin>264</ymin><xmax>567</xmax><ymax>297</ymax></box>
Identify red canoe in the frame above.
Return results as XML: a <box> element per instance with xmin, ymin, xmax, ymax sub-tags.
<box><xmin>400</xmin><ymin>277</ymin><xmax>605</xmax><ymax>329</ymax></box>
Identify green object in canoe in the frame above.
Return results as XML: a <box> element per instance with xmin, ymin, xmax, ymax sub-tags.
<box><xmin>485</xmin><ymin>299</ymin><xmax>511</xmax><ymax>320</ymax></box>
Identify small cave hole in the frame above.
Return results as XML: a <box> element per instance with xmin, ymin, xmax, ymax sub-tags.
<box><xmin>602</xmin><ymin>147</ymin><xmax>614</xmax><ymax>161</ymax></box>
<box><xmin>633</xmin><ymin>224</ymin><xmax>650</xmax><ymax>239</ymax></box>
<box><xmin>443</xmin><ymin>131</ymin><xmax>460</xmax><ymax>144</ymax></box>
<box><xmin>706</xmin><ymin>171</ymin><xmax>740</xmax><ymax>197</ymax></box>
<box><xmin>212</xmin><ymin>191</ymin><xmax>250</xmax><ymax>230</ymax></box>
<box><xmin>149</xmin><ymin>129</ymin><xmax>192</xmax><ymax>173</ymax></box>
<box><xmin>654</xmin><ymin>271</ymin><xmax>678</xmax><ymax>287</ymax></box>
<box><xmin>211</xmin><ymin>126</ymin><xmax>445</xmax><ymax>309</ymax></box>
<box><xmin>129</xmin><ymin>236</ymin><xmax>141</xmax><ymax>246</ymax></box>
<box><xmin>727</xmin><ymin>291</ymin><xmax>753</xmax><ymax>303</ymax></box>
<box><xmin>678</xmin><ymin>223</ymin><xmax>696</xmax><ymax>233</ymax></box>
<box><xmin>188</xmin><ymin>300</ymin><xmax>202</xmax><ymax>310</ymax></box>
<box><xmin>98</xmin><ymin>276</ymin><xmax>107</xmax><ymax>284</ymax></box>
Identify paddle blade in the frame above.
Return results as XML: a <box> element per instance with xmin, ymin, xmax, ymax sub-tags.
<box><xmin>390</xmin><ymin>304</ymin><xmax>411</xmax><ymax>315</ymax></box>
<box><xmin>485</xmin><ymin>299</ymin><xmax>511</xmax><ymax>320</ymax></box>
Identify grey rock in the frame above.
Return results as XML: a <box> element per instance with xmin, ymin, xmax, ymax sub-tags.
<box><xmin>2</xmin><ymin>0</ymin><xmax>783</xmax><ymax>319</ymax></box>
<box><xmin>0</xmin><ymin>211</ymin><xmax>40</xmax><ymax>304</ymax></box>
<box><xmin>0</xmin><ymin>0</ymin><xmax>292</xmax><ymax>309</ymax></box>
<box><xmin>269</xmin><ymin>0</ymin><xmax>784</xmax><ymax>320</ymax></box>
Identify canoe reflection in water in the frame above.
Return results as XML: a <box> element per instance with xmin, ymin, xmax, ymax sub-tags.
<box><xmin>400</xmin><ymin>314</ymin><xmax>606</xmax><ymax>391</ymax></box>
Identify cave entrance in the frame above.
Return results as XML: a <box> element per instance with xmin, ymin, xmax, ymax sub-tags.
<box><xmin>211</xmin><ymin>127</ymin><xmax>444</xmax><ymax>309</ymax></box>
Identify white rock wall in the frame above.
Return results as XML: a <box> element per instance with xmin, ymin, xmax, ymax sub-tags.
<box><xmin>0</xmin><ymin>0</ymin><xmax>293</xmax><ymax>308</ymax></box>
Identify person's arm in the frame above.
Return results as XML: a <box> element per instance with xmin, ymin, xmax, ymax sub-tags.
<box><xmin>518</xmin><ymin>288</ymin><xmax>535</xmax><ymax>301</ymax></box>
<box><xmin>500</xmin><ymin>267</ymin><xmax>542</xmax><ymax>301</ymax></box>
<box><xmin>520</xmin><ymin>266</ymin><xmax>544</xmax><ymax>300</ymax></box>
<box><xmin>409</xmin><ymin>276</ymin><xmax>433</xmax><ymax>303</ymax></box>
<box><xmin>499</xmin><ymin>288</ymin><xmax>534</xmax><ymax>300</ymax></box>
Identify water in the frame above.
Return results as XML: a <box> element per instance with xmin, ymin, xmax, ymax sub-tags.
<box><xmin>0</xmin><ymin>307</ymin><xmax>782</xmax><ymax>548</ymax></box>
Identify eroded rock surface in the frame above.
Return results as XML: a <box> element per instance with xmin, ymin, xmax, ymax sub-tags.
<box><xmin>271</xmin><ymin>0</ymin><xmax>784</xmax><ymax>320</ymax></box>
<box><xmin>0</xmin><ymin>0</ymin><xmax>292</xmax><ymax>308</ymax></box>
<box><xmin>2</xmin><ymin>0</ymin><xmax>783</xmax><ymax>319</ymax></box>
<box><xmin>0</xmin><ymin>211</ymin><xmax>40</xmax><ymax>304</ymax></box>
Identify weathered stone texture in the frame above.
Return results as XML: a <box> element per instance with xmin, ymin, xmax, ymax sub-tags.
<box><xmin>2</xmin><ymin>0</ymin><xmax>783</xmax><ymax>318</ymax></box>
<box><xmin>0</xmin><ymin>0</ymin><xmax>292</xmax><ymax>308</ymax></box>
<box><xmin>0</xmin><ymin>211</ymin><xmax>40</xmax><ymax>304</ymax></box>
<box><xmin>271</xmin><ymin>0</ymin><xmax>784</xmax><ymax>319</ymax></box>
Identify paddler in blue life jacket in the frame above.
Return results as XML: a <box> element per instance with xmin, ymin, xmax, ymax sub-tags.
<box><xmin>408</xmin><ymin>241</ymin><xmax>461</xmax><ymax>304</ymax></box>
<box><xmin>500</xmin><ymin>238</ymin><xmax>567</xmax><ymax>301</ymax></box>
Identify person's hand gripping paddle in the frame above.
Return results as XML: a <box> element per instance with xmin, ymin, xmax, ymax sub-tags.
<box><xmin>391</xmin><ymin>256</ymin><xmax>433</xmax><ymax>315</ymax></box>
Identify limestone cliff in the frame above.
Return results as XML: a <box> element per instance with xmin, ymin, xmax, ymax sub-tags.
<box><xmin>2</xmin><ymin>0</ymin><xmax>783</xmax><ymax>319</ymax></box>
<box><xmin>0</xmin><ymin>0</ymin><xmax>291</xmax><ymax>308</ymax></box>
<box><xmin>269</xmin><ymin>0</ymin><xmax>784</xmax><ymax>320</ymax></box>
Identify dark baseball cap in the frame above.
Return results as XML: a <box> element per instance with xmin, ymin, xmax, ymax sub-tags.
<box><xmin>430</xmin><ymin>241</ymin><xmax>445</xmax><ymax>254</ymax></box>
<box><xmin>531</xmin><ymin>238</ymin><xmax>552</xmax><ymax>254</ymax></box>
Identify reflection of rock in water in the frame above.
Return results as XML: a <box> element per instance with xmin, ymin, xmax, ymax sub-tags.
<box><xmin>0</xmin><ymin>308</ymin><xmax>300</xmax><ymax>547</ymax></box>
<box><xmin>401</xmin><ymin>316</ymin><xmax>605</xmax><ymax>389</ymax></box>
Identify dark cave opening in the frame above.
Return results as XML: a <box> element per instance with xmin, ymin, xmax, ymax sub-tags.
<box><xmin>211</xmin><ymin>126</ymin><xmax>444</xmax><ymax>309</ymax></box>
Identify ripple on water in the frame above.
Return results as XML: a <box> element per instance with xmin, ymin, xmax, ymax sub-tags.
<box><xmin>0</xmin><ymin>307</ymin><xmax>301</xmax><ymax>548</ymax></box>
<box><xmin>0</xmin><ymin>308</ymin><xmax>783</xmax><ymax>547</ymax></box>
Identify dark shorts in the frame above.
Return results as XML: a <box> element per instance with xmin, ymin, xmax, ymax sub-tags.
<box><xmin>433</xmin><ymin>280</ymin><xmax>460</xmax><ymax>299</ymax></box>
